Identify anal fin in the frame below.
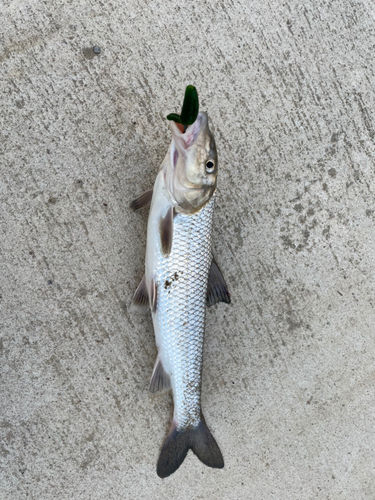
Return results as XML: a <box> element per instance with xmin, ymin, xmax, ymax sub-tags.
<box><xmin>150</xmin><ymin>357</ymin><xmax>171</xmax><ymax>393</ymax></box>
<box><xmin>207</xmin><ymin>258</ymin><xmax>231</xmax><ymax>307</ymax></box>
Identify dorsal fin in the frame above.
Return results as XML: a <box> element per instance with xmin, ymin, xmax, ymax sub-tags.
<box><xmin>207</xmin><ymin>258</ymin><xmax>231</xmax><ymax>307</ymax></box>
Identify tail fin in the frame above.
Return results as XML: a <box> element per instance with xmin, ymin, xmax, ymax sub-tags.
<box><xmin>157</xmin><ymin>416</ymin><xmax>224</xmax><ymax>478</ymax></box>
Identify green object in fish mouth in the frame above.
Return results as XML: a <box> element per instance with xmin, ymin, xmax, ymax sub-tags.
<box><xmin>167</xmin><ymin>85</ymin><xmax>199</xmax><ymax>126</ymax></box>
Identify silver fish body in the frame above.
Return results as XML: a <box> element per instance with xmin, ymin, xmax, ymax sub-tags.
<box><xmin>132</xmin><ymin>111</ymin><xmax>229</xmax><ymax>477</ymax></box>
<box><xmin>146</xmin><ymin>175</ymin><xmax>215</xmax><ymax>429</ymax></box>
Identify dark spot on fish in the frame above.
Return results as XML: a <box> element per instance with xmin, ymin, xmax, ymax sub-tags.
<box><xmin>48</xmin><ymin>197</ymin><xmax>57</xmax><ymax>204</ymax></box>
<box><xmin>103</xmin><ymin>203</ymin><xmax>107</xmax><ymax>207</ymax></box>
<box><xmin>164</xmin><ymin>272</ymin><xmax>180</xmax><ymax>289</ymax></box>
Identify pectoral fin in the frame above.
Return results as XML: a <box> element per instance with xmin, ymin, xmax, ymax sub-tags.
<box><xmin>159</xmin><ymin>207</ymin><xmax>174</xmax><ymax>257</ymax></box>
<box><xmin>207</xmin><ymin>258</ymin><xmax>231</xmax><ymax>307</ymax></box>
<box><xmin>131</xmin><ymin>275</ymin><xmax>149</xmax><ymax>312</ymax></box>
<box><xmin>130</xmin><ymin>189</ymin><xmax>153</xmax><ymax>211</ymax></box>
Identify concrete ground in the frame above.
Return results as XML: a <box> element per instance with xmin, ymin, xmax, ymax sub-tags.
<box><xmin>1</xmin><ymin>0</ymin><xmax>375</xmax><ymax>498</ymax></box>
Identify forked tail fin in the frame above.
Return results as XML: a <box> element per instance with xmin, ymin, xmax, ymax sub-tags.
<box><xmin>157</xmin><ymin>416</ymin><xmax>224</xmax><ymax>478</ymax></box>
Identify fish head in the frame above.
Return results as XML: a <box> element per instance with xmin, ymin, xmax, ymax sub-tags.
<box><xmin>167</xmin><ymin>112</ymin><xmax>218</xmax><ymax>213</ymax></box>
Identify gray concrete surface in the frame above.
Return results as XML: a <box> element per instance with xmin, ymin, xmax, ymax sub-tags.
<box><xmin>1</xmin><ymin>0</ymin><xmax>375</xmax><ymax>498</ymax></box>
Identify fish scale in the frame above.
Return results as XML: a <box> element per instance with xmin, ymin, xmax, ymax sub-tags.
<box><xmin>154</xmin><ymin>195</ymin><xmax>215</xmax><ymax>429</ymax></box>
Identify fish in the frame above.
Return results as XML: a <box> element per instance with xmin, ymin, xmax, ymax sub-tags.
<box><xmin>131</xmin><ymin>87</ymin><xmax>230</xmax><ymax>478</ymax></box>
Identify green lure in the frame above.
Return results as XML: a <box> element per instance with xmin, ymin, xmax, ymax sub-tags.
<box><xmin>166</xmin><ymin>85</ymin><xmax>199</xmax><ymax>127</ymax></box>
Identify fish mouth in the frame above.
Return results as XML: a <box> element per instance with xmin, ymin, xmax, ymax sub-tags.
<box><xmin>169</xmin><ymin>113</ymin><xmax>207</xmax><ymax>154</ymax></box>
<box><xmin>175</xmin><ymin>123</ymin><xmax>185</xmax><ymax>133</ymax></box>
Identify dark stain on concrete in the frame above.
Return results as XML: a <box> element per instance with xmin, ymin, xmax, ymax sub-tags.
<box><xmin>0</xmin><ymin>35</ymin><xmax>40</xmax><ymax>64</ymax></box>
<box><xmin>328</xmin><ymin>168</ymin><xmax>337</xmax><ymax>178</ymax></box>
<box><xmin>82</xmin><ymin>47</ymin><xmax>97</xmax><ymax>60</ymax></box>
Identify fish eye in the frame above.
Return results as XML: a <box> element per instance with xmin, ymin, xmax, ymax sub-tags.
<box><xmin>205</xmin><ymin>160</ymin><xmax>215</xmax><ymax>173</ymax></box>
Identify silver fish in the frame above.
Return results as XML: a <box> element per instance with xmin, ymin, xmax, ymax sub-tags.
<box><xmin>131</xmin><ymin>110</ymin><xmax>230</xmax><ymax>478</ymax></box>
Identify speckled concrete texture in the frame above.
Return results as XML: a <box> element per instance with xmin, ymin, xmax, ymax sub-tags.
<box><xmin>1</xmin><ymin>0</ymin><xmax>375</xmax><ymax>498</ymax></box>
